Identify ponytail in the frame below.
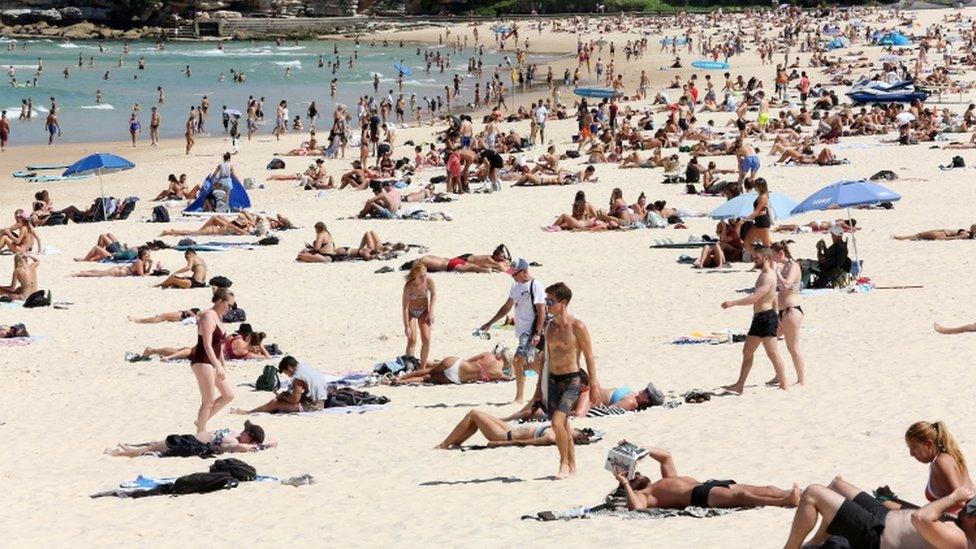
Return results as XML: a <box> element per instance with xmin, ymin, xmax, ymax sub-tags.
<box><xmin>906</xmin><ymin>421</ymin><xmax>970</xmax><ymax>479</ymax></box>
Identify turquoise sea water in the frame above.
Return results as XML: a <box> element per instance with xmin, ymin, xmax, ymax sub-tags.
<box><xmin>0</xmin><ymin>37</ymin><xmax>558</xmax><ymax>145</ymax></box>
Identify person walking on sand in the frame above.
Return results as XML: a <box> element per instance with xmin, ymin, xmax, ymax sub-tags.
<box><xmin>720</xmin><ymin>248</ymin><xmax>788</xmax><ymax>394</ymax></box>
<box><xmin>149</xmin><ymin>106</ymin><xmax>160</xmax><ymax>147</ymax></box>
<box><xmin>402</xmin><ymin>261</ymin><xmax>436</xmax><ymax>368</ymax></box>
<box><xmin>479</xmin><ymin>257</ymin><xmax>545</xmax><ymax>403</ymax></box>
<box><xmin>185</xmin><ymin>106</ymin><xmax>196</xmax><ymax>155</ymax></box>
<box><xmin>770</xmin><ymin>241</ymin><xmax>805</xmax><ymax>386</ymax></box>
<box><xmin>190</xmin><ymin>288</ymin><xmax>235</xmax><ymax>434</ymax></box>
<box><xmin>540</xmin><ymin>282</ymin><xmax>600</xmax><ymax>479</ymax></box>
<box><xmin>0</xmin><ymin>110</ymin><xmax>9</xmax><ymax>151</ymax></box>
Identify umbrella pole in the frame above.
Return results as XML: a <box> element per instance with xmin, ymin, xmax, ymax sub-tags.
<box><xmin>848</xmin><ymin>206</ymin><xmax>860</xmax><ymax>275</ymax></box>
<box><xmin>99</xmin><ymin>171</ymin><xmax>106</xmax><ymax>221</ymax></box>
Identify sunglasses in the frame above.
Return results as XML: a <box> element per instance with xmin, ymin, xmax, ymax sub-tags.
<box><xmin>544</xmin><ymin>298</ymin><xmax>555</xmax><ymax>307</ymax></box>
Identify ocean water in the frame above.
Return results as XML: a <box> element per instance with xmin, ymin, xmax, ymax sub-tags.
<box><xmin>0</xmin><ymin>37</ymin><xmax>559</xmax><ymax>145</ymax></box>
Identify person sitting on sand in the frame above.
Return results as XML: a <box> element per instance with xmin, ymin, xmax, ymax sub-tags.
<box><xmin>595</xmin><ymin>188</ymin><xmax>642</xmax><ymax>226</ymax></box>
<box><xmin>551</xmin><ymin>190</ymin><xmax>612</xmax><ymax>231</ymax></box>
<box><xmin>774</xmin><ymin>218</ymin><xmax>857</xmax><ymax>234</ymax></box>
<box><xmin>296</xmin><ymin>222</ymin><xmax>404</xmax><ymax>263</ymax></box>
<box><xmin>902</xmin><ymin>421</ymin><xmax>975</xmax><ymax>514</ymax></box>
<box><xmin>0</xmin><ymin>253</ymin><xmax>39</xmax><ymax>300</ymax></box>
<box><xmin>104</xmin><ymin>420</ymin><xmax>272</xmax><ymax>457</ymax></box>
<box><xmin>783</xmin><ymin>475</ymin><xmax>967</xmax><ymax>549</ymax></box>
<box><xmin>232</xmin><ymin>356</ymin><xmax>331</xmax><ymax>413</ymax></box>
<box><xmin>611</xmin><ymin>443</ymin><xmax>799</xmax><ymax>510</ymax></box>
<box><xmin>300</xmin><ymin>158</ymin><xmax>334</xmax><ymax>190</ymax></box>
<box><xmin>776</xmin><ymin>145</ymin><xmax>844</xmax><ymax>166</ymax></box>
<box><xmin>73</xmin><ymin>247</ymin><xmax>152</xmax><ymax>277</ymax></box>
<box><xmin>0</xmin><ymin>212</ymin><xmax>40</xmax><ymax>254</ymax></box>
<box><xmin>392</xmin><ymin>348</ymin><xmax>514</xmax><ymax>385</ymax></box>
<box><xmin>129</xmin><ymin>308</ymin><xmax>201</xmax><ymax>324</ymax></box>
<box><xmin>151</xmin><ymin>173</ymin><xmax>200</xmax><ymax>201</ymax></box>
<box><xmin>74</xmin><ymin>233</ymin><xmax>138</xmax><ymax>263</ymax></box>
<box><xmin>338</xmin><ymin>160</ymin><xmax>371</xmax><ymax>190</ymax></box>
<box><xmin>436</xmin><ymin>409</ymin><xmax>595</xmax><ymax>449</ymax></box>
<box><xmin>358</xmin><ymin>180</ymin><xmax>402</xmax><ymax>219</ymax></box>
<box><xmin>892</xmin><ymin>224</ymin><xmax>976</xmax><ymax>241</ymax></box>
<box><xmin>157</xmin><ymin>250</ymin><xmax>207</xmax><ymax>289</ymax></box>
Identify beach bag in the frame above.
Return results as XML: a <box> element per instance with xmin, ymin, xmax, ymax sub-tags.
<box><xmin>162</xmin><ymin>434</ymin><xmax>215</xmax><ymax>458</ymax></box>
<box><xmin>257</xmin><ymin>235</ymin><xmax>279</xmax><ymax>246</ymax></box>
<box><xmin>152</xmin><ymin>205</ymin><xmax>170</xmax><ymax>223</ymax></box>
<box><xmin>266</xmin><ymin>158</ymin><xmax>285</xmax><ymax>170</ymax></box>
<box><xmin>565</xmin><ymin>150</ymin><xmax>581</xmax><ymax>159</ymax></box>
<box><xmin>23</xmin><ymin>290</ymin><xmax>51</xmax><ymax>308</ymax></box>
<box><xmin>327</xmin><ymin>387</ymin><xmax>390</xmax><ymax>408</ymax></box>
<box><xmin>210</xmin><ymin>458</ymin><xmax>257</xmax><ymax>481</ymax></box>
<box><xmin>44</xmin><ymin>212</ymin><xmax>67</xmax><ymax>225</ymax></box>
<box><xmin>171</xmin><ymin>472</ymin><xmax>238</xmax><ymax>495</ymax></box>
<box><xmin>952</xmin><ymin>155</ymin><xmax>966</xmax><ymax>168</ymax></box>
<box><xmin>222</xmin><ymin>307</ymin><xmax>246</xmax><ymax>323</ymax></box>
<box><xmin>209</xmin><ymin>276</ymin><xmax>232</xmax><ymax>288</ymax></box>
<box><xmin>254</xmin><ymin>365</ymin><xmax>280</xmax><ymax>392</ymax></box>
<box><xmin>869</xmin><ymin>170</ymin><xmax>897</xmax><ymax>181</ymax></box>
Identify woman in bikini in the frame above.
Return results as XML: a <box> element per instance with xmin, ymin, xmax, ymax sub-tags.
<box><xmin>771</xmin><ymin>241</ymin><xmax>805</xmax><ymax>386</ymax></box>
<box><xmin>160</xmin><ymin>215</ymin><xmax>252</xmax><ymax>237</ymax></box>
<box><xmin>436</xmin><ymin>409</ymin><xmax>595</xmax><ymax>449</ymax></box>
<box><xmin>596</xmin><ymin>188</ymin><xmax>641</xmax><ymax>226</ymax></box>
<box><xmin>0</xmin><ymin>253</ymin><xmax>39</xmax><ymax>300</ymax></box>
<box><xmin>743</xmin><ymin>178</ymin><xmax>773</xmax><ymax>259</ymax></box>
<box><xmin>903</xmin><ymin>421</ymin><xmax>974</xmax><ymax>515</ymax></box>
<box><xmin>892</xmin><ymin>224</ymin><xmax>976</xmax><ymax>240</ymax></box>
<box><xmin>407</xmin><ymin>245</ymin><xmax>510</xmax><ymax>273</ymax></box>
<box><xmin>297</xmin><ymin>222</ymin><xmax>402</xmax><ymax>263</ymax></box>
<box><xmin>224</xmin><ymin>330</ymin><xmax>269</xmax><ymax>360</ymax></box>
<box><xmin>73</xmin><ymin>247</ymin><xmax>152</xmax><ymax>277</ymax></box>
<box><xmin>552</xmin><ymin>190</ymin><xmax>611</xmax><ymax>231</ymax></box>
<box><xmin>402</xmin><ymin>262</ymin><xmax>436</xmax><ymax>368</ymax></box>
<box><xmin>393</xmin><ymin>349</ymin><xmax>513</xmax><ymax>385</ymax></box>
<box><xmin>129</xmin><ymin>308</ymin><xmax>201</xmax><ymax>323</ymax></box>
<box><xmin>775</xmin><ymin>218</ymin><xmax>857</xmax><ymax>234</ymax></box>
<box><xmin>190</xmin><ymin>287</ymin><xmax>235</xmax><ymax>434</ymax></box>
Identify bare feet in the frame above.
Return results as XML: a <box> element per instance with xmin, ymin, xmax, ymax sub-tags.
<box><xmin>229</xmin><ymin>407</ymin><xmax>248</xmax><ymax>415</ymax></box>
<box><xmin>934</xmin><ymin>322</ymin><xmax>950</xmax><ymax>335</ymax></box>
<box><xmin>721</xmin><ymin>383</ymin><xmax>744</xmax><ymax>395</ymax></box>
<box><xmin>786</xmin><ymin>484</ymin><xmax>801</xmax><ymax>507</ymax></box>
<box><xmin>554</xmin><ymin>465</ymin><xmax>572</xmax><ymax>480</ymax></box>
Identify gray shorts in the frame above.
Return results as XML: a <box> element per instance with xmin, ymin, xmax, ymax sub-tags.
<box><xmin>515</xmin><ymin>331</ymin><xmax>538</xmax><ymax>362</ymax></box>
<box><xmin>373</xmin><ymin>206</ymin><xmax>396</xmax><ymax>219</ymax></box>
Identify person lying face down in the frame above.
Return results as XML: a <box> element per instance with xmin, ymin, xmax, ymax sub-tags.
<box><xmin>104</xmin><ymin>420</ymin><xmax>273</xmax><ymax>458</ymax></box>
<box><xmin>612</xmin><ymin>444</ymin><xmax>799</xmax><ymax>511</ymax></box>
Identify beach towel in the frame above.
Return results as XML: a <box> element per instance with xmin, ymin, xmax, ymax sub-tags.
<box><xmin>0</xmin><ymin>336</ymin><xmax>43</xmax><ymax>348</ymax></box>
<box><xmin>119</xmin><ymin>473</ymin><xmax>279</xmax><ymax>489</ymax></box>
<box><xmin>650</xmin><ymin>238</ymin><xmax>710</xmax><ymax>249</ymax></box>
<box><xmin>523</xmin><ymin>492</ymin><xmax>749</xmax><ymax>521</ymax></box>
<box><xmin>460</xmin><ymin>430</ymin><xmax>606</xmax><ymax>451</ymax></box>
<box><xmin>250</xmin><ymin>404</ymin><xmax>391</xmax><ymax>417</ymax></box>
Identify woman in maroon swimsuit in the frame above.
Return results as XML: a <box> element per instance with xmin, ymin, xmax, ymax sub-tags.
<box><xmin>190</xmin><ymin>288</ymin><xmax>236</xmax><ymax>434</ymax></box>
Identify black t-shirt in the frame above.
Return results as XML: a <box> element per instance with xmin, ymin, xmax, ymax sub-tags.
<box><xmin>481</xmin><ymin>150</ymin><xmax>503</xmax><ymax>168</ymax></box>
<box><xmin>820</xmin><ymin>240</ymin><xmax>849</xmax><ymax>272</ymax></box>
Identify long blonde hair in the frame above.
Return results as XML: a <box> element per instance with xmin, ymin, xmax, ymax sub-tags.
<box><xmin>405</xmin><ymin>261</ymin><xmax>427</xmax><ymax>282</ymax></box>
<box><xmin>906</xmin><ymin>421</ymin><xmax>969</xmax><ymax>478</ymax></box>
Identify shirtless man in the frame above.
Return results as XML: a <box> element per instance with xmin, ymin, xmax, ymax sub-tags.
<box><xmin>457</xmin><ymin>147</ymin><xmax>479</xmax><ymax>193</ymax></box>
<box><xmin>393</xmin><ymin>349</ymin><xmax>513</xmax><ymax>385</ymax></box>
<box><xmin>185</xmin><ymin>106</ymin><xmax>196</xmax><ymax>155</ymax></box>
<box><xmin>612</xmin><ymin>445</ymin><xmax>799</xmax><ymax>511</ymax></box>
<box><xmin>339</xmin><ymin>160</ymin><xmax>368</xmax><ymax>190</ymax></box>
<box><xmin>358</xmin><ymin>181</ymin><xmax>401</xmax><ymax>219</ymax></box>
<box><xmin>720</xmin><ymin>248</ymin><xmax>788</xmax><ymax>393</ymax></box>
<box><xmin>784</xmin><ymin>476</ymin><xmax>958</xmax><ymax>549</ymax></box>
<box><xmin>540</xmin><ymin>282</ymin><xmax>600</xmax><ymax>479</ymax></box>
<box><xmin>157</xmin><ymin>249</ymin><xmax>208</xmax><ymax>289</ymax></box>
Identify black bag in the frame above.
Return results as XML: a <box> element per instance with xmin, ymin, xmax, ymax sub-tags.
<box><xmin>952</xmin><ymin>155</ymin><xmax>966</xmax><ymax>168</ymax></box>
<box><xmin>161</xmin><ymin>434</ymin><xmax>216</xmax><ymax>458</ymax></box>
<box><xmin>209</xmin><ymin>276</ymin><xmax>232</xmax><ymax>288</ymax></box>
<box><xmin>266</xmin><ymin>158</ymin><xmax>285</xmax><ymax>170</ymax></box>
<box><xmin>171</xmin><ymin>472</ymin><xmax>238</xmax><ymax>495</ymax></box>
<box><xmin>327</xmin><ymin>387</ymin><xmax>390</xmax><ymax>407</ymax></box>
<box><xmin>210</xmin><ymin>458</ymin><xmax>257</xmax><ymax>481</ymax></box>
<box><xmin>430</xmin><ymin>175</ymin><xmax>446</xmax><ymax>184</ymax></box>
<box><xmin>222</xmin><ymin>307</ymin><xmax>246</xmax><ymax>323</ymax></box>
<box><xmin>152</xmin><ymin>205</ymin><xmax>170</xmax><ymax>223</ymax></box>
<box><xmin>565</xmin><ymin>150</ymin><xmax>581</xmax><ymax>158</ymax></box>
<box><xmin>264</xmin><ymin>343</ymin><xmax>282</xmax><ymax>356</ymax></box>
<box><xmin>44</xmin><ymin>212</ymin><xmax>68</xmax><ymax>225</ymax></box>
<box><xmin>254</xmin><ymin>365</ymin><xmax>280</xmax><ymax>392</ymax></box>
<box><xmin>23</xmin><ymin>290</ymin><xmax>51</xmax><ymax>308</ymax></box>
<box><xmin>257</xmin><ymin>235</ymin><xmax>279</xmax><ymax>246</ymax></box>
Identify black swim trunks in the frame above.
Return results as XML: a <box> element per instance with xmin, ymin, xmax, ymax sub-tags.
<box><xmin>826</xmin><ymin>492</ymin><xmax>889</xmax><ymax>549</ymax></box>
<box><xmin>747</xmin><ymin>309</ymin><xmax>779</xmax><ymax>338</ymax></box>
<box><xmin>190</xmin><ymin>278</ymin><xmax>207</xmax><ymax>288</ymax></box>
<box><xmin>690</xmin><ymin>479</ymin><xmax>737</xmax><ymax>508</ymax></box>
<box><xmin>547</xmin><ymin>372</ymin><xmax>581</xmax><ymax>416</ymax></box>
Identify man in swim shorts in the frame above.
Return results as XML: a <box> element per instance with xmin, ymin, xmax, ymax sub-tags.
<box><xmin>479</xmin><ymin>258</ymin><xmax>546</xmax><ymax>403</ymax></box>
<box><xmin>612</xmin><ymin>444</ymin><xmax>799</xmax><ymax>511</ymax></box>
<box><xmin>157</xmin><ymin>249</ymin><xmax>208</xmax><ymax>289</ymax></box>
<box><xmin>0</xmin><ymin>110</ymin><xmax>9</xmax><ymax>151</ymax></box>
<box><xmin>539</xmin><ymin>282</ymin><xmax>599</xmax><ymax>479</ymax></box>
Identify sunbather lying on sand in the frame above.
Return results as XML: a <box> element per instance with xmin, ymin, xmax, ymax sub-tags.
<box><xmin>296</xmin><ymin>222</ymin><xmax>405</xmax><ymax>263</ymax></box>
<box><xmin>104</xmin><ymin>420</ymin><xmax>273</xmax><ymax>457</ymax></box>
<box><xmin>138</xmin><ymin>325</ymin><xmax>267</xmax><ymax>361</ymax></box>
<box><xmin>402</xmin><ymin>244</ymin><xmax>512</xmax><ymax>273</ymax></box>
<box><xmin>73</xmin><ymin>247</ymin><xmax>153</xmax><ymax>277</ymax></box>
<box><xmin>74</xmin><ymin>233</ymin><xmax>138</xmax><ymax>262</ymax></box>
<box><xmin>160</xmin><ymin>214</ymin><xmax>254</xmax><ymax>237</ymax></box>
<box><xmin>129</xmin><ymin>308</ymin><xmax>201</xmax><ymax>323</ymax></box>
<box><xmin>392</xmin><ymin>349</ymin><xmax>514</xmax><ymax>385</ymax></box>
<box><xmin>612</xmin><ymin>443</ymin><xmax>799</xmax><ymax>511</ymax></box>
<box><xmin>892</xmin><ymin>225</ymin><xmax>976</xmax><ymax>240</ymax></box>
<box><xmin>774</xmin><ymin>218</ymin><xmax>857</xmax><ymax>233</ymax></box>
<box><xmin>436</xmin><ymin>409</ymin><xmax>595</xmax><ymax>449</ymax></box>
<box><xmin>0</xmin><ymin>323</ymin><xmax>29</xmax><ymax>338</ymax></box>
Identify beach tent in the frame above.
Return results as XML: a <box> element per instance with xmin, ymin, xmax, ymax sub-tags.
<box><xmin>185</xmin><ymin>174</ymin><xmax>252</xmax><ymax>213</ymax></box>
<box><xmin>880</xmin><ymin>32</ymin><xmax>911</xmax><ymax>46</ymax></box>
<box><xmin>827</xmin><ymin>37</ymin><xmax>848</xmax><ymax>50</ymax></box>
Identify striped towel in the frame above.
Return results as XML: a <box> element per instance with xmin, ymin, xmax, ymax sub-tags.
<box><xmin>586</xmin><ymin>404</ymin><xmax>629</xmax><ymax>417</ymax></box>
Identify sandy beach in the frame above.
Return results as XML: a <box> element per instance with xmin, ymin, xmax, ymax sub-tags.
<box><xmin>3</xmin><ymin>7</ymin><xmax>976</xmax><ymax>547</ymax></box>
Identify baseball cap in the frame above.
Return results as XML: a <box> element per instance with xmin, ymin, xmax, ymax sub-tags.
<box><xmin>829</xmin><ymin>224</ymin><xmax>844</xmax><ymax>236</ymax></box>
<box><xmin>507</xmin><ymin>258</ymin><xmax>530</xmax><ymax>275</ymax></box>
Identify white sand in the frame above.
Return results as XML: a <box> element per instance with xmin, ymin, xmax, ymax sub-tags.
<box><xmin>1</xmin><ymin>7</ymin><xmax>976</xmax><ymax>546</ymax></box>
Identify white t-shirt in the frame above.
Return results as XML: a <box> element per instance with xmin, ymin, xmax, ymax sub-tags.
<box><xmin>534</xmin><ymin>106</ymin><xmax>548</xmax><ymax>124</ymax></box>
<box><xmin>509</xmin><ymin>278</ymin><xmax>545</xmax><ymax>336</ymax></box>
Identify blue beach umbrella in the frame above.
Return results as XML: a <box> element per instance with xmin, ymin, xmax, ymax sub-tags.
<box><xmin>63</xmin><ymin>152</ymin><xmax>136</xmax><ymax>219</ymax></box>
<box><xmin>790</xmin><ymin>179</ymin><xmax>901</xmax><ymax>267</ymax></box>
<box><xmin>709</xmin><ymin>191</ymin><xmax>798</xmax><ymax>221</ymax></box>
